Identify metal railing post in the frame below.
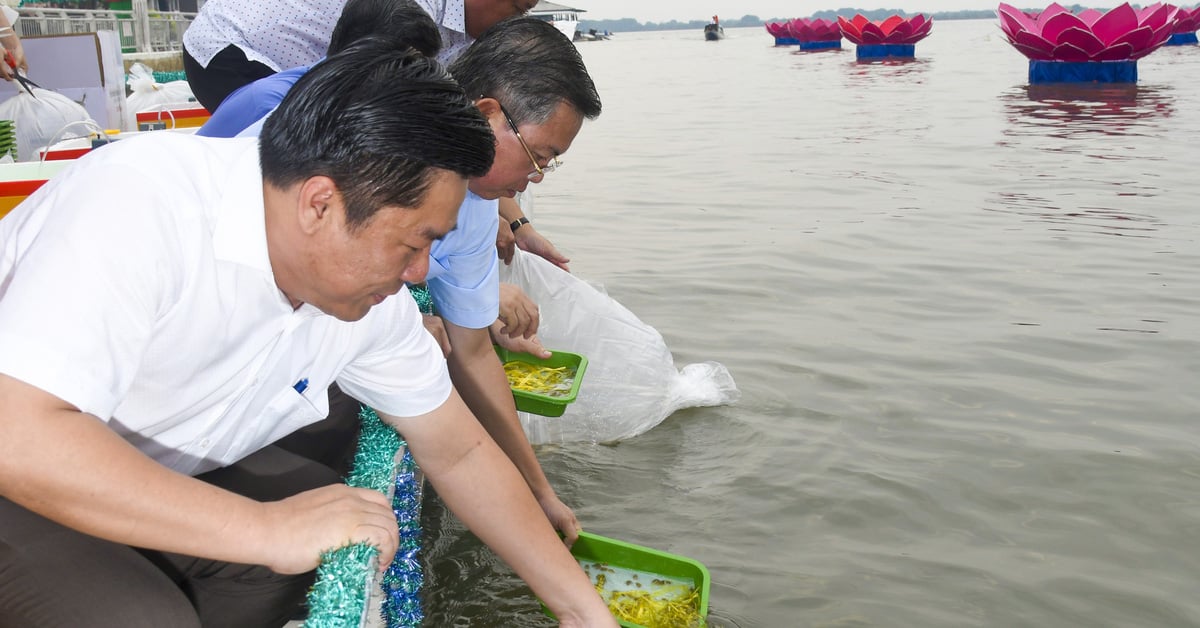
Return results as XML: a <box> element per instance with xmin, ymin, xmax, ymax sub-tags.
<box><xmin>131</xmin><ymin>0</ymin><xmax>152</xmax><ymax>53</ymax></box>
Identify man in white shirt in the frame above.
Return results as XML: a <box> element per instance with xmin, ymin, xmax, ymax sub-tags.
<box><xmin>0</xmin><ymin>39</ymin><xmax>614</xmax><ymax>628</ymax></box>
<box><xmin>182</xmin><ymin>0</ymin><xmax>538</xmax><ymax>111</ymax></box>
<box><xmin>203</xmin><ymin>14</ymin><xmax>603</xmax><ymax>548</ymax></box>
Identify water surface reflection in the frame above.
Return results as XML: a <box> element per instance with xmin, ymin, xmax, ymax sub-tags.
<box><xmin>1001</xmin><ymin>83</ymin><xmax>1175</xmax><ymax>139</ymax></box>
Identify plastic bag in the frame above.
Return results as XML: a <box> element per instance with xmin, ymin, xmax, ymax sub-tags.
<box><xmin>498</xmin><ymin>248</ymin><xmax>740</xmax><ymax>444</ymax></box>
<box><xmin>0</xmin><ymin>87</ymin><xmax>94</xmax><ymax>161</ymax></box>
<box><xmin>125</xmin><ymin>62</ymin><xmax>196</xmax><ymax>113</ymax></box>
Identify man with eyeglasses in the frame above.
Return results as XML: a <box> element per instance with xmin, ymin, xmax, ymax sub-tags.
<box><xmin>202</xmin><ymin>16</ymin><xmax>602</xmax><ymax>545</ymax></box>
<box><xmin>413</xmin><ymin>17</ymin><xmax>602</xmax><ymax>544</ymax></box>
<box><xmin>183</xmin><ymin>0</ymin><xmax>538</xmax><ymax>112</ymax></box>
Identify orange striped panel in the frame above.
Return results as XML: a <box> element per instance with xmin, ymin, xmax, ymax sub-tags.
<box><xmin>136</xmin><ymin>107</ymin><xmax>212</xmax><ymax>130</ymax></box>
<box><xmin>0</xmin><ymin>179</ymin><xmax>49</xmax><ymax>220</ymax></box>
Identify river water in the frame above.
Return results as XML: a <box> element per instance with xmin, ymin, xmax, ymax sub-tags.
<box><xmin>422</xmin><ymin>20</ymin><xmax>1200</xmax><ymax>627</ymax></box>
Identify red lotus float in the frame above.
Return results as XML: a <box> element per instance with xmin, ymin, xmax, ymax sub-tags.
<box><xmin>837</xmin><ymin>14</ymin><xmax>933</xmax><ymax>45</ymax></box>
<box><xmin>997</xmin><ymin>2</ymin><xmax>1177</xmax><ymax>60</ymax></box>
<box><xmin>838</xmin><ymin>13</ymin><xmax>933</xmax><ymax>59</ymax></box>
<box><xmin>765</xmin><ymin>21</ymin><xmax>799</xmax><ymax>46</ymax></box>
<box><xmin>787</xmin><ymin>18</ymin><xmax>843</xmax><ymax>44</ymax></box>
<box><xmin>997</xmin><ymin>3</ymin><xmax>1178</xmax><ymax>83</ymax></box>
<box><xmin>1167</xmin><ymin>5</ymin><xmax>1199</xmax><ymax>45</ymax></box>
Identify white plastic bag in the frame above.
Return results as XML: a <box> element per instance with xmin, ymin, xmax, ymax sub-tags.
<box><xmin>125</xmin><ymin>62</ymin><xmax>196</xmax><ymax>113</ymax></box>
<box><xmin>498</xmin><ymin>248</ymin><xmax>740</xmax><ymax>444</ymax></box>
<box><xmin>0</xmin><ymin>87</ymin><xmax>94</xmax><ymax>161</ymax></box>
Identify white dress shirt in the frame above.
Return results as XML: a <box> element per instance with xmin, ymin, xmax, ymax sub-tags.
<box><xmin>0</xmin><ymin>133</ymin><xmax>451</xmax><ymax>476</ymax></box>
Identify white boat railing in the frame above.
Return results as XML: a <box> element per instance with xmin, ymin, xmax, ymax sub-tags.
<box><xmin>14</xmin><ymin>3</ymin><xmax>196</xmax><ymax>53</ymax></box>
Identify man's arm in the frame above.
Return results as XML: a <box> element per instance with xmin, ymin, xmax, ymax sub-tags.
<box><xmin>443</xmin><ymin>321</ymin><xmax>578</xmax><ymax>541</ymax></box>
<box><xmin>497</xmin><ymin>195</ymin><xmax>571</xmax><ymax>271</ymax></box>
<box><xmin>0</xmin><ymin>373</ymin><xmax>398</xmax><ymax>575</ymax></box>
<box><xmin>379</xmin><ymin>389</ymin><xmax>614</xmax><ymax>627</ymax></box>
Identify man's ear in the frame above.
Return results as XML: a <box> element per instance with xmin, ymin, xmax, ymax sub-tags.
<box><xmin>474</xmin><ymin>96</ymin><xmax>502</xmax><ymax>118</ymax></box>
<box><xmin>296</xmin><ymin>175</ymin><xmax>339</xmax><ymax>235</ymax></box>
<box><xmin>474</xmin><ymin>97</ymin><xmax>505</xmax><ymax>138</ymax></box>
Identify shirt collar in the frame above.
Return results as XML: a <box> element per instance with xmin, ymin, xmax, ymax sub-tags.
<box><xmin>211</xmin><ymin>139</ymin><xmax>271</xmax><ymax>274</ymax></box>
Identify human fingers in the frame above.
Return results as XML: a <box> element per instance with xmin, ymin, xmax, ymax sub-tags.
<box><xmin>265</xmin><ymin>485</ymin><xmax>398</xmax><ymax>575</ymax></box>
<box><xmin>516</xmin><ymin>230</ymin><xmax>571</xmax><ymax>273</ymax></box>
<box><xmin>491</xmin><ymin>324</ymin><xmax>550</xmax><ymax>359</ymax></box>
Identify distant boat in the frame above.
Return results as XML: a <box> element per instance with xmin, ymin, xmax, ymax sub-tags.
<box><xmin>704</xmin><ymin>15</ymin><xmax>725</xmax><ymax>41</ymax></box>
<box><xmin>574</xmin><ymin>28</ymin><xmax>613</xmax><ymax>42</ymax></box>
<box><xmin>530</xmin><ymin>0</ymin><xmax>584</xmax><ymax>42</ymax></box>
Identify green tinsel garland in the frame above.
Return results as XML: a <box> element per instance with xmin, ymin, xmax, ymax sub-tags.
<box><xmin>408</xmin><ymin>283</ymin><xmax>434</xmax><ymax>316</ymax></box>
<box><xmin>303</xmin><ymin>408</ymin><xmax>403</xmax><ymax>627</ymax></box>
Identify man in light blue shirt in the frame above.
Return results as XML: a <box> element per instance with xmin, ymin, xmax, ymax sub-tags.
<box><xmin>207</xmin><ymin>14</ymin><xmax>604</xmax><ymax>542</ymax></box>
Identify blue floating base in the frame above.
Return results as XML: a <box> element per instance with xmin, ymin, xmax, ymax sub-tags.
<box><xmin>1166</xmin><ymin>32</ymin><xmax>1198</xmax><ymax>45</ymax></box>
<box><xmin>855</xmin><ymin>43</ymin><xmax>915</xmax><ymax>58</ymax></box>
<box><xmin>799</xmin><ymin>40</ymin><xmax>842</xmax><ymax>50</ymax></box>
<box><xmin>774</xmin><ymin>36</ymin><xmax>800</xmax><ymax>46</ymax></box>
<box><xmin>1028</xmin><ymin>59</ymin><xmax>1137</xmax><ymax>84</ymax></box>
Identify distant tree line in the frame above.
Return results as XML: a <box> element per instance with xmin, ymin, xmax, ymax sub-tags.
<box><xmin>577</xmin><ymin>6</ymin><xmax>1112</xmax><ymax>33</ymax></box>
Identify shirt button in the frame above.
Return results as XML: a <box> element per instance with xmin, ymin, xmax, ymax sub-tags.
<box><xmin>200</xmin><ymin>438</ymin><xmax>211</xmax><ymax>448</ymax></box>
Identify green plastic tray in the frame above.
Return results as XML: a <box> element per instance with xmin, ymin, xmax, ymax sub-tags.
<box><xmin>542</xmin><ymin>531</ymin><xmax>711</xmax><ymax>627</ymax></box>
<box><xmin>494</xmin><ymin>346</ymin><xmax>587</xmax><ymax>417</ymax></box>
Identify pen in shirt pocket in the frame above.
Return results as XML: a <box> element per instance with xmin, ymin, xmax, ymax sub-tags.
<box><xmin>293</xmin><ymin>378</ymin><xmax>309</xmax><ymax>394</ymax></box>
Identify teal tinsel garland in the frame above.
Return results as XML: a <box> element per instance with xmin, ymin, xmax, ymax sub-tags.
<box><xmin>304</xmin><ymin>277</ymin><xmax>435</xmax><ymax>626</ymax></box>
<box><xmin>303</xmin><ymin>407</ymin><xmax>425</xmax><ymax>627</ymax></box>
<box><xmin>408</xmin><ymin>283</ymin><xmax>435</xmax><ymax>316</ymax></box>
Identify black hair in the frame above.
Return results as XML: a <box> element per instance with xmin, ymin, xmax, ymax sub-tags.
<box><xmin>260</xmin><ymin>37</ymin><xmax>494</xmax><ymax>230</ymax></box>
<box><xmin>448</xmin><ymin>17</ymin><xmax>601</xmax><ymax>126</ymax></box>
<box><xmin>328</xmin><ymin>0</ymin><xmax>442</xmax><ymax>58</ymax></box>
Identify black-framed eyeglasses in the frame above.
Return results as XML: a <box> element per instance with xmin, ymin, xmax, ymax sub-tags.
<box><xmin>497</xmin><ymin>102</ymin><xmax>562</xmax><ymax>182</ymax></box>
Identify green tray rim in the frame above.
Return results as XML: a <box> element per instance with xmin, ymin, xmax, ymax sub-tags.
<box><xmin>494</xmin><ymin>345</ymin><xmax>588</xmax><ymax>417</ymax></box>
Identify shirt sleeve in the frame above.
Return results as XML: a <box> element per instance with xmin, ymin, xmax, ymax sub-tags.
<box><xmin>425</xmin><ymin>195</ymin><xmax>500</xmax><ymax>329</ymax></box>
<box><xmin>334</xmin><ymin>287</ymin><xmax>452</xmax><ymax>418</ymax></box>
<box><xmin>196</xmin><ymin>71</ymin><xmax>300</xmax><ymax>138</ymax></box>
<box><xmin>0</xmin><ymin>161</ymin><xmax>183</xmax><ymax>419</ymax></box>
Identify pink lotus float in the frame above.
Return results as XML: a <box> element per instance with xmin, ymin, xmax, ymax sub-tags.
<box><xmin>1166</xmin><ymin>5</ymin><xmax>1200</xmax><ymax>45</ymax></box>
<box><xmin>997</xmin><ymin>2</ymin><xmax>1178</xmax><ymax>83</ymax></box>
<box><xmin>837</xmin><ymin>13</ymin><xmax>933</xmax><ymax>59</ymax></box>
<box><xmin>765</xmin><ymin>21</ymin><xmax>799</xmax><ymax>46</ymax></box>
<box><xmin>787</xmin><ymin>18</ymin><xmax>843</xmax><ymax>50</ymax></box>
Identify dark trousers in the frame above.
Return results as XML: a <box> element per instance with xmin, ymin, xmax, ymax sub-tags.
<box><xmin>0</xmin><ymin>391</ymin><xmax>365</xmax><ymax>628</ymax></box>
<box><xmin>182</xmin><ymin>44</ymin><xmax>277</xmax><ymax>113</ymax></box>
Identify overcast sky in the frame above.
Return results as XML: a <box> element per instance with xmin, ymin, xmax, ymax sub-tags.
<box><xmin>560</xmin><ymin>1</ymin><xmax>1135</xmax><ymax>23</ymax></box>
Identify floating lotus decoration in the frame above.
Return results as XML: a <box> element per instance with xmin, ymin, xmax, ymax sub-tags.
<box><xmin>997</xmin><ymin>3</ymin><xmax>1178</xmax><ymax>83</ymax></box>
<box><xmin>765</xmin><ymin>22</ymin><xmax>799</xmax><ymax>46</ymax></box>
<box><xmin>997</xmin><ymin>3</ymin><xmax>1176</xmax><ymax>60</ymax></box>
<box><xmin>838</xmin><ymin>14</ymin><xmax>933</xmax><ymax>58</ymax></box>
<box><xmin>1166</xmin><ymin>5</ymin><xmax>1199</xmax><ymax>45</ymax></box>
<box><xmin>787</xmin><ymin>18</ymin><xmax>843</xmax><ymax>50</ymax></box>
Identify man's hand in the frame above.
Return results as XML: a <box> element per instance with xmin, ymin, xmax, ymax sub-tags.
<box><xmin>259</xmin><ymin>484</ymin><xmax>399</xmax><ymax>575</ymax></box>
<box><xmin>490</xmin><ymin>321</ymin><xmax>550</xmax><ymax>359</ymax></box>
<box><xmin>496</xmin><ymin>215</ymin><xmax>517</xmax><ymax>265</ymax></box>
<box><xmin>538</xmin><ymin>492</ymin><xmax>582</xmax><ymax>546</ymax></box>
<box><xmin>514</xmin><ymin>223</ymin><xmax>570</xmax><ymax>272</ymax></box>
<box><xmin>420</xmin><ymin>313</ymin><xmax>452</xmax><ymax>358</ymax></box>
<box><xmin>497</xmin><ymin>282</ymin><xmax>539</xmax><ymax>339</ymax></box>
